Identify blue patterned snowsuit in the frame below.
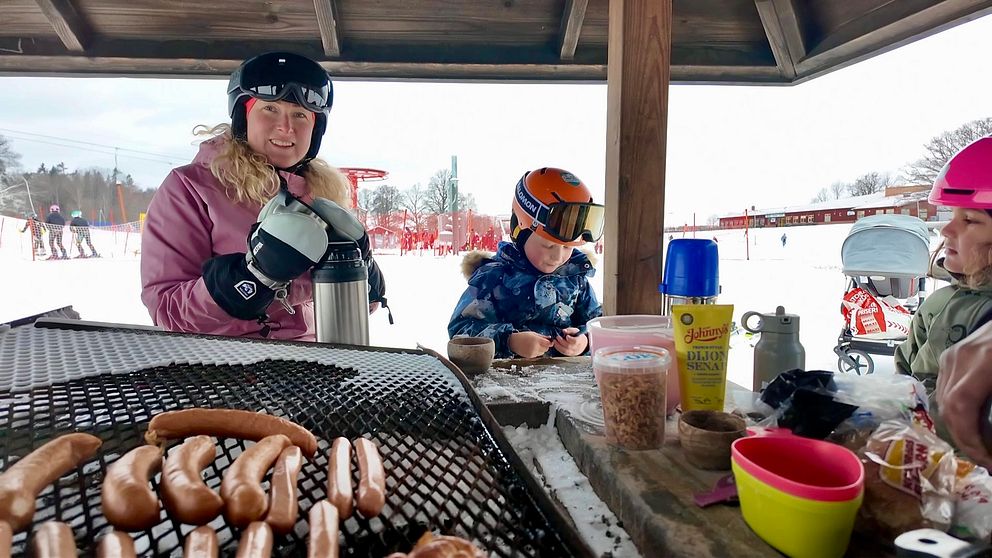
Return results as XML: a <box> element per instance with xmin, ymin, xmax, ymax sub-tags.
<box><xmin>447</xmin><ymin>241</ymin><xmax>602</xmax><ymax>358</ymax></box>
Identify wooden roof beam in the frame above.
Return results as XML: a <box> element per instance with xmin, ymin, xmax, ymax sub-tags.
<box><xmin>312</xmin><ymin>0</ymin><xmax>341</xmax><ymax>57</ymax></box>
<box><xmin>754</xmin><ymin>0</ymin><xmax>806</xmax><ymax>80</ymax></box>
<box><xmin>32</xmin><ymin>0</ymin><xmax>90</xmax><ymax>52</ymax></box>
<box><xmin>558</xmin><ymin>0</ymin><xmax>589</xmax><ymax>61</ymax></box>
<box><xmin>795</xmin><ymin>0</ymin><xmax>992</xmax><ymax>80</ymax></box>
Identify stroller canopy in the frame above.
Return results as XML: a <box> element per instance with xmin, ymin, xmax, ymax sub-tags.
<box><xmin>841</xmin><ymin>214</ymin><xmax>931</xmax><ymax>278</ymax></box>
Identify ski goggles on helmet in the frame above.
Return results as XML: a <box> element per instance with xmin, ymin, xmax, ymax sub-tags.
<box><xmin>232</xmin><ymin>53</ymin><xmax>332</xmax><ymax>113</ymax></box>
<box><xmin>515</xmin><ymin>177</ymin><xmax>605</xmax><ymax>243</ymax></box>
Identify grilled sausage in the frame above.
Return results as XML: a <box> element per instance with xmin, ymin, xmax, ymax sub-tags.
<box><xmin>387</xmin><ymin>533</ymin><xmax>488</xmax><ymax>558</ymax></box>
<box><xmin>325</xmin><ymin>437</ymin><xmax>353</xmax><ymax>520</ymax></box>
<box><xmin>101</xmin><ymin>445</ymin><xmax>163</xmax><ymax>531</ymax></box>
<box><xmin>146</xmin><ymin>409</ymin><xmax>317</xmax><ymax>458</ymax></box>
<box><xmin>0</xmin><ymin>433</ymin><xmax>102</xmax><ymax>532</ymax></box>
<box><xmin>97</xmin><ymin>530</ymin><xmax>137</xmax><ymax>558</ymax></box>
<box><xmin>263</xmin><ymin>446</ymin><xmax>303</xmax><ymax>535</ymax></box>
<box><xmin>182</xmin><ymin>526</ymin><xmax>219</xmax><ymax>558</ymax></box>
<box><xmin>354</xmin><ymin>438</ymin><xmax>386</xmax><ymax>518</ymax></box>
<box><xmin>235</xmin><ymin>522</ymin><xmax>273</xmax><ymax>558</ymax></box>
<box><xmin>221</xmin><ymin>435</ymin><xmax>291</xmax><ymax>527</ymax></box>
<box><xmin>0</xmin><ymin>521</ymin><xmax>11</xmax><ymax>558</ymax></box>
<box><xmin>31</xmin><ymin>521</ymin><xmax>75</xmax><ymax>558</ymax></box>
<box><xmin>307</xmin><ymin>500</ymin><xmax>339</xmax><ymax>558</ymax></box>
<box><xmin>161</xmin><ymin>436</ymin><xmax>223</xmax><ymax>525</ymax></box>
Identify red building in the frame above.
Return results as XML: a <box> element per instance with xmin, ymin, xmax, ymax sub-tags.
<box><xmin>718</xmin><ymin>185</ymin><xmax>937</xmax><ymax>229</ymax></box>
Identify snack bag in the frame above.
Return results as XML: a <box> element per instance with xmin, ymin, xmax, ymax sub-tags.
<box><xmin>842</xmin><ymin>287</ymin><xmax>912</xmax><ymax>340</ymax></box>
<box><xmin>858</xmin><ymin>420</ymin><xmax>958</xmax><ymax>538</ymax></box>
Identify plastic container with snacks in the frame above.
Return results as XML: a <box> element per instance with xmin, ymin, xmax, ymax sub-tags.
<box><xmin>593</xmin><ymin>346</ymin><xmax>671</xmax><ymax>451</ymax></box>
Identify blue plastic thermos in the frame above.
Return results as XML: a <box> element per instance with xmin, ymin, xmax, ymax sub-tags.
<box><xmin>659</xmin><ymin>239</ymin><xmax>720</xmax><ymax>315</ymax></box>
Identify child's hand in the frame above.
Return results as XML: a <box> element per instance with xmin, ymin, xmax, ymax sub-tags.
<box><xmin>508</xmin><ymin>332</ymin><xmax>553</xmax><ymax>359</ymax></box>
<box><xmin>553</xmin><ymin>329</ymin><xmax>588</xmax><ymax>357</ymax></box>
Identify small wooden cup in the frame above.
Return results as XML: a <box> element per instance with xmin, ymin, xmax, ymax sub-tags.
<box><xmin>447</xmin><ymin>337</ymin><xmax>496</xmax><ymax>375</ymax></box>
<box><xmin>678</xmin><ymin>410</ymin><xmax>746</xmax><ymax>470</ymax></box>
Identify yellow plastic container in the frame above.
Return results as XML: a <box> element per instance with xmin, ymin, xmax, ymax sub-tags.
<box><xmin>731</xmin><ymin>431</ymin><xmax>864</xmax><ymax>558</ymax></box>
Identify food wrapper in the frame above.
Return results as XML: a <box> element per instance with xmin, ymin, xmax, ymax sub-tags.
<box><xmin>842</xmin><ymin>287</ymin><xmax>912</xmax><ymax>340</ymax></box>
<box><xmin>951</xmin><ymin>465</ymin><xmax>992</xmax><ymax>542</ymax></box>
<box><xmin>859</xmin><ymin>420</ymin><xmax>959</xmax><ymax>538</ymax></box>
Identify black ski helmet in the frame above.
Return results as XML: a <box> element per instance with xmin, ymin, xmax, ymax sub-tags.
<box><xmin>227</xmin><ymin>52</ymin><xmax>334</xmax><ymax>169</ymax></box>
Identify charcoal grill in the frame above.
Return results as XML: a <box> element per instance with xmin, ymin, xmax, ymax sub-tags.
<box><xmin>0</xmin><ymin>322</ymin><xmax>594</xmax><ymax>557</ymax></box>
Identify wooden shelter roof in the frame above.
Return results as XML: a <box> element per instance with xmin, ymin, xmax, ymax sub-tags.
<box><xmin>2</xmin><ymin>0</ymin><xmax>990</xmax><ymax>83</ymax></box>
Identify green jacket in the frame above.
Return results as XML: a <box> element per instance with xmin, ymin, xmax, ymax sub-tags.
<box><xmin>894</xmin><ymin>281</ymin><xmax>992</xmax><ymax>391</ymax></box>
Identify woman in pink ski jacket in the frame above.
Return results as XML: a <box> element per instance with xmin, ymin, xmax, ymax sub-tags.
<box><xmin>141</xmin><ymin>52</ymin><xmax>386</xmax><ymax>340</ymax></box>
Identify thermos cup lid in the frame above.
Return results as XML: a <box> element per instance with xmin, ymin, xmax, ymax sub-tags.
<box><xmin>660</xmin><ymin>239</ymin><xmax>720</xmax><ymax>297</ymax></box>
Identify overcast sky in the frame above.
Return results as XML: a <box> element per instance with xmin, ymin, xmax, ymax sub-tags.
<box><xmin>1</xmin><ymin>14</ymin><xmax>990</xmax><ymax>225</ymax></box>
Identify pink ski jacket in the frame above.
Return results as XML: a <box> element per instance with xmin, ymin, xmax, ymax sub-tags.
<box><xmin>140</xmin><ymin>138</ymin><xmax>317</xmax><ymax>340</ymax></box>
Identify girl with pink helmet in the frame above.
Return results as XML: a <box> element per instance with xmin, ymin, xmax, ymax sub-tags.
<box><xmin>895</xmin><ymin>137</ymin><xmax>992</xmax><ymax>433</ymax></box>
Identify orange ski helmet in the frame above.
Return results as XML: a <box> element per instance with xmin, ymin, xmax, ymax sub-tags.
<box><xmin>510</xmin><ymin>167</ymin><xmax>604</xmax><ymax>247</ymax></box>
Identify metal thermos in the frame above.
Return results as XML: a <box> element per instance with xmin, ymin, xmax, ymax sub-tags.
<box><xmin>312</xmin><ymin>241</ymin><xmax>369</xmax><ymax>345</ymax></box>
<box><xmin>742</xmin><ymin>306</ymin><xmax>806</xmax><ymax>391</ymax></box>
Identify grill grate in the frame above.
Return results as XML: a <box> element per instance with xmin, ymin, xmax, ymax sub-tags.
<box><xmin>0</xmin><ymin>357</ymin><xmax>585</xmax><ymax>557</ymax></box>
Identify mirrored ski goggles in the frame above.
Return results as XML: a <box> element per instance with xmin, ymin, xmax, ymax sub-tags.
<box><xmin>246</xmin><ymin>82</ymin><xmax>331</xmax><ymax>113</ymax></box>
<box><xmin>516</xmin><ymin>181</ymin><xmax>605</xmax><ymax>243</ymax></box>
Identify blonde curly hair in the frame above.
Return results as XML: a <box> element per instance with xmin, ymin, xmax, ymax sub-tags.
<box><xmin>192</xmin><ymin>124</ymin><xmax>351</xmax><ymax>208</ymax></box>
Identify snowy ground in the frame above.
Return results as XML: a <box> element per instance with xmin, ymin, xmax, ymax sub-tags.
<box><xmin>0</xmin><ymin>215</ymin><xmax>942</xmax><ymax>555</ymax></box>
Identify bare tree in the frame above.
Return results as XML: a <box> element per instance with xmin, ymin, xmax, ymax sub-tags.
<box><xmin>847</xmin><ymin>171</ymin><xmax>893</xmax><ymax>197</ymax></box>
<box><xmin>425</xmin><ymin>168</ymin><xmax>453</xmax><ymax>214</ymax></box>
<box><xmin>706</xmin><ymin>214</ymin><xmax>720</xmax><ymax>226</ymax></box>
<box><xmin>0</xmin><ymin>134</ymin><xmax>21</xmax><ymax>176</ymax></box>
<box><xmin>370</xmin><ymin>185</ymin><xmax>402</xmax><ymax>228</ymax></box>
<box><xmin>458</xmin><ymin>192</ymin><xmax>477</xmax><ymax>212</ymax></box>
<box><xmin>0</xmin><ymin>174</ymin><xmax>29</xmax><ymax>213</ymax></box>
<box><xmin>903</xmin><ymin>117</ymin><xmax>992</xmax><ymax>185</ymax></box>
<box><xmin>400</xmin><ymin>183</ymin><xmax>428</xmax><ymax>229</ymax></box>
<box><xmin>829</xmin><ymin>181</ymin><xmax>847</xmax><ymax>200</ymax></box>
<box><xmin>811</xmin><ymin>188</ymin><xmax>830</xmax><ymax>203</ymax></box>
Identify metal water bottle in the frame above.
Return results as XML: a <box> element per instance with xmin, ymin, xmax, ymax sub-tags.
<box><xmin>312</xmin><ymin>241</ymin><xmax>369</xmax><ymax>345</ymax></box>
<box><xmin>742</xmin><ymin>306</ymin><xmax>805</xmax><ymax>392</ymax></box>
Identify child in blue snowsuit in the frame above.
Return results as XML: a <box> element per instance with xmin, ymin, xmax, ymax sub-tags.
<box><xmin>448</xmin><ymin>167</ymin><xmax>604</xmax><ymax>359</ymax></box>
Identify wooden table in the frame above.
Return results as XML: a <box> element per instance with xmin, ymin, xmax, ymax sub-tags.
<box><xmin>472</xmin><ymin>357</ymin><xmax>894</xmax><ymax>558</ymax></box>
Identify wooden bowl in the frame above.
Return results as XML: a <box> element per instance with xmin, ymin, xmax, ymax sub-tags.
<box><xmin>678</xmin><ymin>410</ymin><xmax>746</xmax><ymax>470</ymax></box>
<box><xmin>447</xmin><ymin>337</ymin><xmax>496</xmax><ymax>375</ymax></box>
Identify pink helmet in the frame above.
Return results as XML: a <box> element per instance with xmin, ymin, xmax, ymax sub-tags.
<box><xmin>929</xmin><ymin>137</ymin><xmax>992</xmax><ymax>209</ymax></box>
<box><xmin>50</xmin><ymin>204</ymin><xmax>60</xmax><ymax>212</ymax></box>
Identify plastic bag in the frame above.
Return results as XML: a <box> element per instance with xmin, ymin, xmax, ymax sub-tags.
<box><xmin>951</xmin><ymin>465</ymin><xmax>992</xmax><ymax>541</ymax></box>
<box><xmin>758</xmin><ymin>370</ymin><xmax>858</xmax><ymax>438</ymax></box>
<box><xmin>842</xmin><ymin>286</ymin><xmax>912</xmax><ymax>340</ymax></box>
<box><xmin>859</xmin><ymin>420</ymin><xmax>958</xmax><ymax>539</ymax></box>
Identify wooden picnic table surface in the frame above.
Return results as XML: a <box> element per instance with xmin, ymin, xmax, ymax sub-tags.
<box><xmin>474</xmin><ymin>356</ymin><xmax>896</xmax><ymax>558</ymax></box>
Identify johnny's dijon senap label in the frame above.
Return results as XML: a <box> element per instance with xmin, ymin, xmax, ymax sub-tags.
<box><xmin>672</xmin><ymin>304</ymin><xmax>734</xmax><ymax>411</ymax></box>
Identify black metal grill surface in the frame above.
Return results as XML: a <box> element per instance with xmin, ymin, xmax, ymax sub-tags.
<box><xmin>0</xmin><ymin>358</ymin><xmax>584</xmax><ymax>557</ymax></box>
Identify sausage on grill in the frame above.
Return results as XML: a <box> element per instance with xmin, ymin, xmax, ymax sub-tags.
<box><xmin>264</xmin><ymin>445</ymin><xmax>303</xmax><ymax>535</ymax></box>
<box><xmin>354</xmin><ymin>437</ymin><xmax>386</xmax><ymax>518</ymax></box>
<box><xmin>101</xmin><ymin>445</ymin><xmax>163</xmax><ymax>531</ymax></box>
<box><xmin>146</xmin><ymin>409</ymin><xmax>318</xmax><ymax>458</ymax></box>
<box><xmin>307</xmin><ymin>500</ymin><xmax>339</xmax><ymax>558</ymax></box>
<box><xmin>31</xmin><ymin>521</ymin><xmax>75</xmax><ymax>558</ymax></box>
<box><xmin>235</xmin><ymin>522</ymin><xmax>273</xmax><ymax>558</ymax></box>
<box><xmin>183</xmin><ymin>526</ymin><xmax>219</xmax><ymax>558</ymax></box>
<box><xmin>221</xmin><ymin>435</ymin><xmax>291</xmax><ymax>527</ymax></box>
<box><xmin>161</xmin><ymin>435</ymin><xmax>223</xmax><ymax>525</ymax></box>
<box><xmin>0</xmin><ymin>433</ymin><xmax>102</xmax><ymax>532</ymax></box>
<box><xmin>325</xmin><ymin>437</ymin><xmax>353</xmax><ymax>520</ymax></box>
<box><xmin>97</xmin><ymin>531</ymin><xmax>137</xmax><ymax>558</ymax></box>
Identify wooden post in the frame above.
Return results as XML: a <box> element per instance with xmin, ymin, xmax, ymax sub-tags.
<box><xmin>604</xmin><ymin>0</ymin><xmax>672</xmax><ymax>316</ymax></box>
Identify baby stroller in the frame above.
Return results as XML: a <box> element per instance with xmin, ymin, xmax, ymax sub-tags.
<box><xmin>834</xmin><ymin>214</ymin><xmax>931</xmax><ymax>375</ymax></box>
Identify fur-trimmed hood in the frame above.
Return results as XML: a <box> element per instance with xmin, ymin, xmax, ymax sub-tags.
<box><xmin>460</xmin><ymin>243</ymin><xmax>598</xmax><ymax>280</ymax></box>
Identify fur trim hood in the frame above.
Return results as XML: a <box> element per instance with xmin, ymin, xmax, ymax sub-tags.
<box><xmin>460</xmin><ymin>244</ymin><xmax>598</xmax><ymax>280</ymax></box>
